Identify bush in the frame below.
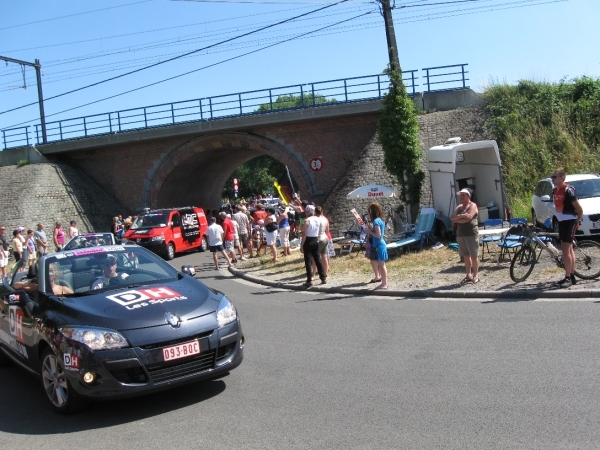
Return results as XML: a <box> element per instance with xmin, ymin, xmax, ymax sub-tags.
<box><xmin>17</xmin><ymin>159</ymin><xmax>29</xmax><ymax>167</ymax></box>
<box><xmin>483</xmin><ymin>77</ymin><xmax>600</xmax><ymax>218</ymax></box>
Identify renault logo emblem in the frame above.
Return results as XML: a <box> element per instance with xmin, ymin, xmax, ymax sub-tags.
<box><xmin>165</xmin><ymin>313</ymin><xmax>181</xmax><ymax>329</ymax></box>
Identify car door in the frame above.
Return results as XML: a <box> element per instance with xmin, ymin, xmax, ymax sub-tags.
<box><xmin>170</xmin><ymin>212</ymin><xmax>186</xmax><ymax>250</ymax></box>
<box><xmin>0</xmin><ymin>282</ymin><xmax>35</xmax><ymax>366</ymax></box>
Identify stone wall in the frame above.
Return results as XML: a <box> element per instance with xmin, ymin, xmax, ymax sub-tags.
<box><xmin>0</xmin><ymin>161</ymin><xmax>128</xmax><ymax>235</ymax></box>
<box><xmin>324</xmin><ymin>107</ymin><xmax>490</xmax><ymax>237</ymax></box>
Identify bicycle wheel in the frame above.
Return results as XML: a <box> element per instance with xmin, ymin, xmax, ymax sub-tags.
<box><xmin>574</xmin><ymin>240</ymin><xmax>600</xmax><ymax>279</ymax></box>
<box><xmin>510</xmin><ymin>245</ymin><xmax>537</xmax><ymax>282</ymax></box>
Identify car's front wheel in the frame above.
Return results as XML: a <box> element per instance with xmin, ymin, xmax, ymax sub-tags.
<box><xmin>41</xmin><ymin>348</ymin><xmax>89</xmax><ymax>414</ymax></box>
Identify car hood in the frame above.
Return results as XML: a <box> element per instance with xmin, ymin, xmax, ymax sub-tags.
<box><xmin>55</xmin><ymin>277</ymin><xmax>222</xmax><ymax>331</ymax></box>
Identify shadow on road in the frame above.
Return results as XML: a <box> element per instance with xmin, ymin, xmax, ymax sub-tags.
<box><xmin>0</xmin><ymin>365</ymin><xmax>227</xmax><ymax>435</ymax></box>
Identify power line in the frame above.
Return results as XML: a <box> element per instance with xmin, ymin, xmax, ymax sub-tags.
<box><xmin>0</xmin><ymin>0</ymin><xmax>350</xmax><ymax>116</ymax></box>
<box><xmin>0</xmin><ymin>0</ymin><xmax>154</xmax><ymax>31</ymax></box>
<box><xmin>4</xmin><ymin>10</ymin><xmax>373</xmax><ymax>129</ymax></box>
<box><xmin>0</xmin><ymin>3</ymin><xmax>319</xmax><ymax>54</ymax></box>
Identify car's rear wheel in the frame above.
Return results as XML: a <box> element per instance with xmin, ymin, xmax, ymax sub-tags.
<box><xmin>165</xmin><ymin>243</ymin><xmax>175</xmax><ymax>260</ymax></box>
<box><xmin>41</xmin><ymin>348</ymin><xmax>89</xmax><ymax>414</ymax></box>
<box><xmin>200</xmin><ymin>236</ymin><xmax>208</xmax><ymax>252</ymax></box>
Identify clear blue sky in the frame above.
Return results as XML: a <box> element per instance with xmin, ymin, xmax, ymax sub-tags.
<box><xmin>1</xmin><ymin>0</ymin><xmax>598</xmax><ymax>132</ymax></box>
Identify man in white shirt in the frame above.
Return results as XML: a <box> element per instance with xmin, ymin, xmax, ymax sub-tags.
<box><xmin>206</xmin><ymin>217</ymin><xmax>231</xmax><ymax>270</ymax></box>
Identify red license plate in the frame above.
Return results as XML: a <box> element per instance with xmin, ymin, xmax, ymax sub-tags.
<box><xmin>162</xmin><ymin>340</ymin><xmax>200</xmax><ymax>362</ymax></box>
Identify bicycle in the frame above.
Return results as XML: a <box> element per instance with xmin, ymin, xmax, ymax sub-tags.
<box><xmin>509</xmin><ymin>223</ymin><xmax>600</xmax><ymax>282</ymax></box>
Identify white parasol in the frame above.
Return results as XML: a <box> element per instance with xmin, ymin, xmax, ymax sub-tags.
<box><xmin>346</xmin><ymin>184</ymin><xmax>397</xmax><ymax>199</ymax></box>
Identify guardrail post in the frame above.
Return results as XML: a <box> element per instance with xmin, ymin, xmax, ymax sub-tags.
<box><xmin>117</xmin><ymin>112</ymin><xmax>122</xmax><ymax>132</ymax></box>
<box><xmin>269</xmin><ymin>89</ymin><xmax>273</xmax><ymax>111</ymax></box>
<box><xmin>171</xmin><ymin>104</ymin><xmax>175</xmax><ymax>124</ymax></box>
<box><xmin>25</xmin><ymin>127</ymin><xmax>30</xmax><ymax>146</ymax></box>
<box><xmin>411</xmin><ymin>71</ymin><xmax>416</xmax><ymax>95</ymax></box>
<box><xmin>59</xmin><ymin>121</ymin><xmax>63</xmax><ymax>140</ymax></box>
<box><xmin>424</xmin><ymin>68</ymin><xmax>431</xmax><ymax>92</ymax></box>
<box><xmin>109</xmin><ymin>113</ymin><xmax>113</xmax><ymax>133</ymax></box>
<box><xmin>209</xmin><ymin>97</ymin><xmax>213</xmax><ymax>119</ymax></box>
<box><xmin>238</xmin><ymin>93</ymin><xmax>243</xmax><ymax>115</ymax></box>
<box><xmin>34</xmin><ymin>124</ymin><xmax>40</xmax><ymax>144</ymax></box>
<box><xmin>344</xmin><ymin>79</ymin><xmax>348</xmax><ymax>102</ymax></box>
<box><xmin>462</xmin><ymin>64</ymin><xmax>466</xmax><ymax>88</ymax></box>
<box><xmin>311</xmin><ymin>83</ymin><xmax>315</xmax><ymax>106</ymax></box>
<box><xmin>300</xmin><ymin>85</ymin><xmax>304</xmax><ymax>107</ymax></box>
<box><xmin>199</xmin><ymin>99</ymin><xmax>204</xmax><ymax>121</ymax></box>
<box><xmin>83</xmin><ymin>117</ymin><xmax>88</xmax><ymax>137</ymax></box>
<box><xmin>377</xmin><ymin>75</ymin><xmax>381</xmax><ymax>98</ymax></box>
<box><xmin>2</xmin><ymin>130</ymin><xmax>6</xmax><ymax>150</ymax></box>
<box><xmin>143</xmin><ymin>107</ymin><xmax>148</xmax><ymax>128</ymax></box>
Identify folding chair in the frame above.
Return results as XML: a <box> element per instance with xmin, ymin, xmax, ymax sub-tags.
<box><xmin>480</xmin><ymin>218</ymin><xmax>504</xmax><ymax>259</ymax></box>
<box><xmin>505</xmin><ymin>218</ymin><xmax>528</xmax><ymax>241</ymax></box>
<box><xmin>386</xmin><ymin>209</ymin><xmax>437</xmax><ymax>256</ymax></box>
<box><xmin>497</xmin><ymin>224</ymin><xmax>525</xmax><ymax>261</ymax></box>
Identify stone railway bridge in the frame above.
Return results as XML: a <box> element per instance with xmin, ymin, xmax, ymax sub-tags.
<box><xmin>1</xmin><ymin>91</ymin><xmax>488</xmax><ymax>236</ymax></box>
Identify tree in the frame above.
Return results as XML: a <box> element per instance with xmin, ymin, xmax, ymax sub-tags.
<box><xmin>256</xmin><ymin>93</ymin><xmax>335</xmax><ymax>112</ymax></box>
<box><xmin>222</xmin><ymin>155</ymin><xmax>290</xmax><ymax>200</ymax></box>
<box><xmin>377</xmin><ymin>66</ymin><xmax>423</xmax><ymax>223</ymax></box>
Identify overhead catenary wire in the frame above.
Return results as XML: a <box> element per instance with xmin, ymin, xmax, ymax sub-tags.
<box><xmin>0</xmin><ymin>0</ymin><xmax>350</xmax><ymax>117</ymax></box>
<box><xmin>3</xmin><ymin>10</ymin><xmax>373</xmax><ymax>129</ymax></box>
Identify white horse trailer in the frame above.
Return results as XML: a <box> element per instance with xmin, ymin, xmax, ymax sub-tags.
<box><xmin>427</xmin><ymin>139</ymin><xmax>507</xmax><ymax>237</ymax></box>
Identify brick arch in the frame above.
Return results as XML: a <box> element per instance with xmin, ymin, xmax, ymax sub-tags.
<box><xmin>143</xmin><ymin>132</ymin><xmax>315</xmax><ymax>209</ymax></box>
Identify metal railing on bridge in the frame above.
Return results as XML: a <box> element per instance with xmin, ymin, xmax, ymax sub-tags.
<box><xmin>2</xmin><ymin>63</ymin><xmax>469</xmax><ymax>150</ymax></box>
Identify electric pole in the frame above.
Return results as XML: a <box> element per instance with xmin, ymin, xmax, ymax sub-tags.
<box><xmin>0</xmin><ymin>55</ymin><xmax>47</xmax><ymax>144</ymax></box>
<box><xmin>379</xmin><ymin>0</ymin><xmax>401</xmax><ymax>73</ymax></box>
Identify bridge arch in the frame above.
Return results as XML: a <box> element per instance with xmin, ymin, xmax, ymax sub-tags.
<box><xmin>143</xmin><ymin>132</ymin><xmax>315</xmax><ymax>209</ymax></box>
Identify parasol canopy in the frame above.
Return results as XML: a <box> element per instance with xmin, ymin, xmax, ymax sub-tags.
<box><xmin>346</xmin><ymin>184</ymin><xmax>397</xmax><ymax>200</ymax></box>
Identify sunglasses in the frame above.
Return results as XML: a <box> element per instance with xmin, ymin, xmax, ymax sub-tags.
<box><xmin>551</xmin><ymin>175</ymin><xmax>559</xmax><ymax>179</ymax></box>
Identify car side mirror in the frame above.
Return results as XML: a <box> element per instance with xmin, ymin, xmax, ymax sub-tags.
<box><xmin>181</xmin><ymin>265</ymin><xmax>196</xmax><ymax>277</ymax></box>
<box><xmin>541</xmin><ymin>195</ymin><xmax>551</xmax><ymax>202</ymax></box>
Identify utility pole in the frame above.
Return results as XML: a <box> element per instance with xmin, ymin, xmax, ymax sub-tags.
<box><xmin>379</xmin><ymin>0</ymin><xmax>401</xmax><ymax>73</ymax></box>
<box><xmin>0</xmin><ymin>55</ymin><xmax>47</xmax><ymax>143</ymax></box>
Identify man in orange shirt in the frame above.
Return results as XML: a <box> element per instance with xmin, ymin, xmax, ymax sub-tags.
<box><xmin>252</xmin><ymin>203</ymin><xmax>267</xmax><ymax>223</ymax></box>
<box><xmin>552</xmin><ymin>168</ymin><xmax>583</xmax><ymax>287</ymax></box>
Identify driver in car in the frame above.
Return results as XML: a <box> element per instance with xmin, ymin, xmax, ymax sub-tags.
<box><xmin>91</xmin><ymin>254</ymin><xmax>129</xmax><ymax>289</ymax></box>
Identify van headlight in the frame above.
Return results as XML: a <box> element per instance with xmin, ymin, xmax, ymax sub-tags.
<box><xmin>151</xmin><ymin>235</ymin><xmax>165</xmax><ymax>242</ymax></box>
<box><xmin>216</xmin><ymin>297</ymin><xmax>237</xmax><ymax>328</ymax></box>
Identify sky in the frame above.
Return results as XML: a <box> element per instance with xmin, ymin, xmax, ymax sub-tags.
<box><xmin>0</xmin><ymin>0</ymin><xmax>598</xmax><ymax>137</ymax></box>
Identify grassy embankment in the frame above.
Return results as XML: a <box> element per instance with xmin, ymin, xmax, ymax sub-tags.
<box><xmin>482</xmin><ymin>76</ymin><xmax>600</xmax><ymax>219</ymax></box>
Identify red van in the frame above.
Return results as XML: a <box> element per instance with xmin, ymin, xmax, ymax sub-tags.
<box><xmin>124</xmin><ymin>207</ymin><xmax>209</xmax><ymax>260</ymax></box>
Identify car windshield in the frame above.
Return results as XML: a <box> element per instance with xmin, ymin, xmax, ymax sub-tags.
<box><xmin>570</xmin><ymin>179</ymin><xmax>600</xmax><ymax>199</ymax></box>
<box><xmin>43</xmin><ymin>246</ymin><xmax>179</xmax><ymax>296</ymax></box>
<box><xmin>131</xmin><ymin>213</ymin><xmax>168</xmax><ymax>229</ymax></box>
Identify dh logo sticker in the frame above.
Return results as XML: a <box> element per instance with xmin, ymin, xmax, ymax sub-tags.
<box><xmin>106</xmin><ymin>287</ymin><xmax>185</xmax><ymax>307</ymax></box>
<box><xmin>8</xmin><ymin>306</ymin><xmax>24</xmax><ymax>343</ymax></box>
<box><xmin>64</xmin><ymin>353</ymin><xmax>79</xmax><ymax>369</ymax></box>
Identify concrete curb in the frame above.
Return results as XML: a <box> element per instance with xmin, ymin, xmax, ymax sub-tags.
<box><xmin>228</xmin><ymin>267</ymin><xmax>600</xmax><ymax>299</ymax></box>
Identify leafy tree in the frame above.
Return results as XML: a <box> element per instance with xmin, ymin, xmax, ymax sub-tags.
<box><xmin>377</xmin><ymin>66</ymin><xmax>423</xmax><ymax>223</ymax></box>
<box><xmin>222</xmin><ymin>155</ymin><xmax>292</xmax><ymax>200</ymax></box>
<box><xmin>256</xmin><ymin>93</ymin><xmax>335</xmax><ymax>112</ymax></box>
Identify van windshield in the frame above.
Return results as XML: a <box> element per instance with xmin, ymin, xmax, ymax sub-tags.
<box><xmin>130</xmin><ymin>213</ymin><xmax>168</xmax><ymax>229</ymax></box>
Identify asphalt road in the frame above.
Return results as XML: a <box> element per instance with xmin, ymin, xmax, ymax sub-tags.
<box><xmin>1</xmin><ymin>250</ymin><xmax>600</xmax><ymax>449</ymax></box>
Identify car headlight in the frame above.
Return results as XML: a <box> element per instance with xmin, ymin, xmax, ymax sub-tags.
<box><xmin>151</xmin><ymin>235</ymin><xmax>165</xmax><ymax>242</ymax></box>
<box><xmin>60</xmin><ymin>327</ymin><xmax>129</xmax><ymax>350</ymax></box>
<box><xmin>216</xmin><ymin>296</ymin><xmax>237</xmax><ymax>328</ymax></box>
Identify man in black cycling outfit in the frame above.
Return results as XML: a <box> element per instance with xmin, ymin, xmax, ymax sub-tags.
<box><xmin>551</xmin><ymin>168</ymin><xmax>583</xmax><ymax>287</ymax></box>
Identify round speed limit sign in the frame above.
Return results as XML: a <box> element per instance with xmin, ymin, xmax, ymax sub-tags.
<box><xmin>309</xmin><ymin>157</ymin><xmax>323</xmax><ymax>172</ymax></box>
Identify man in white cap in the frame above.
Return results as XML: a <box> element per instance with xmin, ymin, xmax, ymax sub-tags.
<box><xmin>450</xmin><ymin>188</ymin><xmax>480</xmax><ymax>283</ymax></box>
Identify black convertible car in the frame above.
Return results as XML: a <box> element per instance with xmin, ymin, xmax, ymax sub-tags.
<box><xmin>0</xmin><ymin>245</ymin><xmax>244</xmax><ymax>413</ymax></box>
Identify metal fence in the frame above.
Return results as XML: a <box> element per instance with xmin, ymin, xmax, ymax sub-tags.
<box><xmin>2</xmin><ymin>63</ymin><xmax>468</xmax><ymax>150</ymax></box>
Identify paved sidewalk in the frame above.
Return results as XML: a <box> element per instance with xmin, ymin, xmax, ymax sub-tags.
<box><xmin>228</xmin><ymin>265</ymin><xmax>600</xmax><ymax>300</ymax></box>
